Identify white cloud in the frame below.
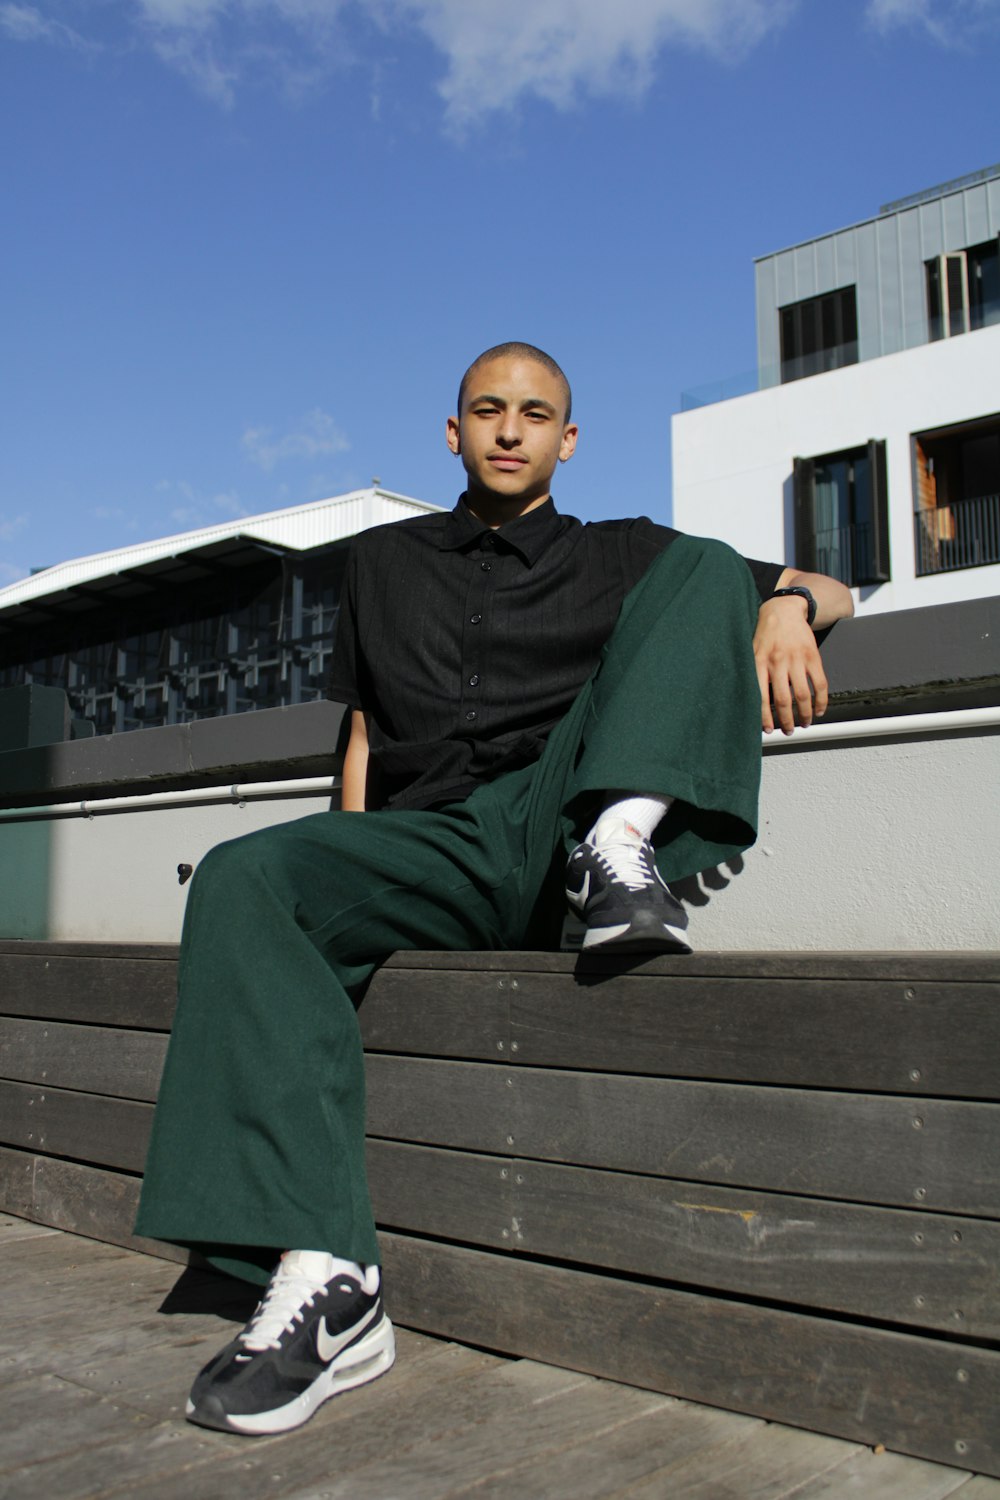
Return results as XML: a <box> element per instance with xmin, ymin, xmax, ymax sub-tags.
<box><xmin>11</xmin><ymin>1</ymin><xmax>797</xmax><ymax>120</ymax></box>
<box><xmin>0</xmin><ymin>513</ymin><xmax>29</xmax><ymax>543</ymax></box>
<box><xmin>866</xmin><ymin>0</ymin><xmax>1000</xmax><ymax>42</ymax></box>
<box><xmin>242</xmin><ymin>408</ymin><xmax>351</xmax><ymax>471</ymax></box>
<box><xmin>5</xmin><ymin>1</ymin><xmax>800</xmax><ymax>120</ymax></box>
<box><xmin>154</xmin><ymin>480</ymin><xmax>252</xmax><ymax>529</ymax></box>
<box><xmin>0</xmin><ymin>2</ymin><xmax>92</xmax><ymax>49</ymax></box>
<box><xmin>392</xmin><ymin>0</ymin><xmax>798</xmax><ymax>125</ymax></box>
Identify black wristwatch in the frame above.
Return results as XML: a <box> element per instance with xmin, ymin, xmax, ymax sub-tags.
<box><xmin>769</xmin><ymin>586</ymin><xmax>817</xmax><ymax>626</ymax></box>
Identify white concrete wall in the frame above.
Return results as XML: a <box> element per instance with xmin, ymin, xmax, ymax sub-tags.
<box><xmin>3</xmin><ymin>725</ymin><xmax>998</xmax><ymax>950</ymax></box>
<box><xmin>671</xmin><ymin>323</ymin><xmax>1000</xmax><ymax>615</ymax></box>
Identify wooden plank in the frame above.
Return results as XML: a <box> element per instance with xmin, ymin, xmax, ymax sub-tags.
<box><xmin>0</xmin><ymin>1081</ymin><xmax>152</xmax><ymax>1173</ymax></box>
<box><xmin>0</xmin><ymin>1018</ymin><xmax>167</xmax><ymax>1101</ymax></box>
<box><xmin>0</xmin><ymin>1146</ymin><xmax>182</xmax><ymax>1261</ymax></box>
<box><xmin>362</xmin><ymin>969</ymin><xmax>1000</xmax><ymax>1097</ymax></box>
<box><xmin>775</xmin><ymin>1446</ymin><xmax>974</xmax><ymax>1500</ymax></box>
<box><xmin>616</xmin><ymin>1424</ymin><xmax>916</xmax><ymax>1500</ymax></box>
<box><xmin>380</xmin><ymin>1232</ymin><xmax>1000</xmax><ymax>1478</ymax></box>
<box><xmin>381</xmin><ymin>949</ymin><xmax>1000</xmax><ymax>982</ymax></box>
<box><xmin>303</xmin><ymin>1364</ymin><xmax>676</xmax><ymax>1500</ymax></box>
<box><xmin>0</xmin><ymin>941</ymin><xmax>180</xmax><ymax>960</ymax></box>
<box><xmin>7</xmin><ymin>939</ymin><xmax>997</xmax><ymax>980</ymax></box>
<box><xmin>0</xmin><ymin>952</ymin><xmax>177</xmax><ymax>1029</ymax></box>
<box><xmin>365</xmin><ymin>1057</ymin><xmax>1000</xmax><ymax>1216</ymax></box>
<box><xmin>0</xmin><ymin>1371</ymin><xmax>157</xmax><ymax>1474</ymax></box>
<box><xmin>366</xmin><ymin>1140</ymin><xmax>1000</xmax><ymax>1339</ymax></box>
<box><xmin>447</xmin><ymin>1397</ymin><xmax>762</xmax><ymax>1500</ymax></box>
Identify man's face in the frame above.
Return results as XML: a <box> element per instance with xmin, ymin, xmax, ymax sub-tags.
<box><xmin>446</xmin><ymin>355</ymin><xmax>578</xmax><ymax>514</ymax></box>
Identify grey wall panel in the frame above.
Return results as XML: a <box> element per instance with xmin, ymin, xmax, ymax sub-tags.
<box><xmin>919</xmin><ymin>200</ymin><xmax>944</xmax><ymax>260</ymax></box>
<box><xmin>774</xmin><ymin>249</ymin><xmax>799</xmax><ymax>308</ymax></box>
<box><xmin>833</xmin><ymin>227</ymin><xmax>857</xmax><ymax>289</ymax></box>
<box><xmin>964</xmin><ymin>184</ymin><xmax>991</xmax><ymax>244</ymax></box>
<box><xmin>793</xmin><ymin>243</ymin><xmax>818</xmax><ymax>300</ymax></box>
<box><xmin>943</xmin><ymin>191</ymin><xmax>967</xmax><ymax>251</ymax></box>
<box><xmin>897</xmin><ymin>210</ymin><xmax>926</xmax><ymax>346</ymax></box>
<box><xmin>755</xmin><ymin>258</ymin><xmax>780</xmax><ymax>379</ymax></box>
<box><xmin>813</xmin><ymin>235</ymin><xmax>835</xmax><ymax>294</ymax></box>
<box><xmin>854</xmin><ymin>222</ymin><xmax>882</xmax><ymax>359</ymax></box>
<box><xmin>876</xmin><ymin>215</ymin><xmax>904</xmax><ymax>354</ymax></box>
<box><xmin>988</xmin><ymin>178</ymin><xmax>1000</xmax><ymax>235</ymax></box>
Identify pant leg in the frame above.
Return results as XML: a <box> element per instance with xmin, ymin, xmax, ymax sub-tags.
<box><xmin>135</xmin><ymin>796</ymin><xmax>528</xmax><ymax>1284</ymax></box>
<box><xmin>503</xmin><ymin>533</ymin><xmax>763</xmax><ymax>944</ymax></box>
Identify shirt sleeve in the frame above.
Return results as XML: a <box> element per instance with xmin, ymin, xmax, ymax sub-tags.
<box><xmin>326</xmin><ymin>543</ymin><xmax>363</xmax><ymax>708</ymax></box>
<box><xmin>626</xmin><ymin>518</ymin><xmax>784</xmax><ymax>603</ymax></box>
<box><xmin>743</xmin><ymin>557</ymin><xmax>786</xmax><ymax>602</ymax></box>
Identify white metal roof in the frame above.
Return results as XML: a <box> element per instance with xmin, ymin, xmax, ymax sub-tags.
<box><xmin>0</xmin><ymin>487</ymin><xmax>442</xmax><ymax>612</ymax></box>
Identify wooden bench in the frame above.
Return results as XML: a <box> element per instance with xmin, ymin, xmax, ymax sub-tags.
<box><xmin>1</xmin><ymin>939</ymin><xmax>999</xmax><ymax>1476</ymax></box>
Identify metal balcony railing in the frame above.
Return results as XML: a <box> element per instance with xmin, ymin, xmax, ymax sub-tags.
<box><xmin>815</xmin><ymin>522</ymin><xmax>875</xmax><ymax>589</ymax></box>
<box><xmin>915</xmin><ymin>492</ymin><xmax>1000</xmax><ymax>576</ymax></box>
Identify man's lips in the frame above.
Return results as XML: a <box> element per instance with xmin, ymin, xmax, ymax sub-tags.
<box><xmin>488</xmin><ymin>454</ymin><xmax>528</xmax><ymax>471</ymax></box>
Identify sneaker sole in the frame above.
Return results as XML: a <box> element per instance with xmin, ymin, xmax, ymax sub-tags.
<box><xmin>581</xmin><ymin>919</ymin><xmax>692</xmax><ymax>954</ymax></box>
<box><xmin>186</xmin><ymin>1316</ymin><xmax>396</xmax><ymax>1436</ymax></box>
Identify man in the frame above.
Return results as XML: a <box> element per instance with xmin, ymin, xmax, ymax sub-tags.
<box><xmin>135</xmin><ymin>342</ymin><xmax>853</xmax><ymax>1436</ymax></box>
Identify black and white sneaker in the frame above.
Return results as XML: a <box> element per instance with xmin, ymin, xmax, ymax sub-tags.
<box><xmin>186</xmin><ymin>1251</ymin><xmax>395</xmax><ymax>1436</ymax></box>
<box><xmin>565</xmin><ymin>816</ymin><xmax>692</xmax><ymax>954</ymax></box>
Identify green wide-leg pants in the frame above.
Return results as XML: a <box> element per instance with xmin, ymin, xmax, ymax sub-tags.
<box><xmin>135</xmin><ymin>536</ymin><xmax>762</xmax><ymax>1284</ymax></box>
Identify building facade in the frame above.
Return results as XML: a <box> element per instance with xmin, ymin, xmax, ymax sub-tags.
<box><xmin>672</xmin><ymin>165</ymin><xmax>1000</xmax><ymax>614</ymax></box>
<box><xmin>0</xmin><ymin>488</ymin><xmax>440</xmax><ymax>736</ymax></box>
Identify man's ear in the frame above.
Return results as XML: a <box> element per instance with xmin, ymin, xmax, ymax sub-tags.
<box><xmin>445</xmin><ymin>415</ymin><xmax>461</xmax><ymax>456</ymax></box>
<box><xmin>559</xmin><ymin>423</ymin><xmax>579</xmax><ymax>463</ymax></box>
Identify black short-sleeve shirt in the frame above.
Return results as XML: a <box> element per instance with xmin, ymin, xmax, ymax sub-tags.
<box><xmin>328</xmin><ymin>496</ymin><xmax>784</xmax><ymax>811</ymax></box>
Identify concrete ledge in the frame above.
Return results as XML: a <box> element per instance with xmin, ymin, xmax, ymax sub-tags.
<box><xmin>0</xmin><ymin>699</ymin><xmax>347</xmax><ymax>810</ymax></box>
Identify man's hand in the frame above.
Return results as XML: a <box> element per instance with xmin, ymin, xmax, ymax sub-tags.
<box><xmin>754</xmin><ymin>569</ymin><xmax>854</xmax><ymax>735</ymax></box>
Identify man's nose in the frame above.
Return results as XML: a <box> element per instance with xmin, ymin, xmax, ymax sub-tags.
<box><xmin>495</xmin><ymin>412</ymin><xmax>523</xmax><ymax>446</ymax></box>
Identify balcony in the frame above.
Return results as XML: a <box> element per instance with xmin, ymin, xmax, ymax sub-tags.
<box><xmin>915</xmin><ymin>492</ymin><xmax>1000</xmax><ymax>575</ymax></box>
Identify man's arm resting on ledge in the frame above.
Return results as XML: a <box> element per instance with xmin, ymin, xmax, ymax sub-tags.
<box><xmin>341</xmin><ymin>709</ymin><xmax>370</xmax><ymax>811</ymax></box>
<box><xmin>754</xmin><ymin>568</ymin><xmax>855</xmax><ymax>736</ymax></box>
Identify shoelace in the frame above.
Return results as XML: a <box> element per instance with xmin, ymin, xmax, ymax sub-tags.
<box><xmin>239</xmin><ymin>1264</ymin><xmax>327</xmax><ymax>1351</ymax></box>
<box><xmin>594</xmin><ymin>839</ymin><xmax>656</xmax><ymax>892</ymax></box>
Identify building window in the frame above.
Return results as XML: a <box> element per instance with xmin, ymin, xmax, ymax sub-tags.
<box><xmin>793</xmin><ymin>441</ymin><xmax>890</xmax><ymax>586</ymax></box>
<box><xmin>926</xmin><ymin>238</ymin><xmax>1000</xmax><ymax>340</ymax></box>
<box><xmin>779</xmin><ymin>287</ymin><xmax>858</xmax><ymax>383</ymax></box>
<box><xmin>914</xmin><ymin>415</ymin><xmax>1000</xmax><ymax>575</ymax></box>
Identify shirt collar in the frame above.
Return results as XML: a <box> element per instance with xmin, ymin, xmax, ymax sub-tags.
<box><xmin>440</xmin><ymin>495</ymin><xmax>563</xmax><ymax>566</ymax></box>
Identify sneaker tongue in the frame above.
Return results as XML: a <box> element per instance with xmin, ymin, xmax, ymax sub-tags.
<box><xmin>593</xmin><ymin>815</ymin><xmax>644</xmax><ymax>848</ymax></box>
<box><xmin>281</xmin><ymin>1250</ymin><xmax>337</xmax><ymax>1282</ymax></box>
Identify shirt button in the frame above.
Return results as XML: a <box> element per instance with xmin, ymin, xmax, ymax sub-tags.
<box><xmin>465</xmin><ymin>710</ymin><xmax>477</xmax><ymax>722</ymax></box>
<box><xmin>468</xmin><ymin>674</ymin><xmax>480</xmax><ymax>687</ymax></box>
<box><xmin>470</xmin><ymin>614</ymin><xmax>482</xmax><ymax>624</ymax></box>
<box><xmin>480</xmin><ymin>560</ymin><xmax>492</xmax><ymax>572</ymax></box>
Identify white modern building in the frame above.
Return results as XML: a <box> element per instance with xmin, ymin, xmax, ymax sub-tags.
<box><xmin>0</xmin><ymin>487</ymin><xmax>441</xmax><ymax>736</ymax></box>
<box><xmin>672</xmin><ymin>165</ymin><xmax>1000</xmax><ymax>614</ymax></box>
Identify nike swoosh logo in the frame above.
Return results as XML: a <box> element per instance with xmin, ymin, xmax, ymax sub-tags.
<box><xmin>567</xmin><ymin>869</ymin><xmax>590</xmax><ymax>906</ymax></box>
<box><xmin>315</xmin><ymin>1302</ymin><xmax>379</xmax><ymax>1363</ymax></box>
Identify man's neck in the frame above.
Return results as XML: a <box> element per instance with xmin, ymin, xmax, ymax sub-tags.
<box><xmin>463</xmin><ymin>489</ymin><xmax>551</xmax><ymax>530</ymax></box>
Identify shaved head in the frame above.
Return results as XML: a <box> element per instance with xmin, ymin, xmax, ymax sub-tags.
<box><xmin>458</xmin><ymin>342</ymin><xmax>572</xmax><ymax>423</ymax></box>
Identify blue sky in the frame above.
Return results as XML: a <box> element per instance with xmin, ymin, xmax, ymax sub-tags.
<box><xmin>2</xmin><ymin>0</ymin><xmax>998</xmax><ymax>581</ymax></box>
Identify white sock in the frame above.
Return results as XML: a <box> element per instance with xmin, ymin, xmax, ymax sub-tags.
<box><xmin>281</xmin><ymin>1250</ymin><xmax>380</xmax><ymax>1294</ymax></box>
<box><xmin>587</xmin><ymin>794</ymin><xmax>674</xmax><ymax>845</ymax></box>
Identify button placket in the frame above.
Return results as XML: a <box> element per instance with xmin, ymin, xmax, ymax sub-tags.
<box><xmin>460</xmin><ymin>545</ymin><xmax>492</xmax><ymax>730</ymax></box>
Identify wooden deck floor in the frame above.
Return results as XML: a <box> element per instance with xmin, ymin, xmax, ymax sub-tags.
<box><xmin>2</xmin><ymin>1214</ymin><xmax>999</xmax><ymax>1500</ymax></box>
